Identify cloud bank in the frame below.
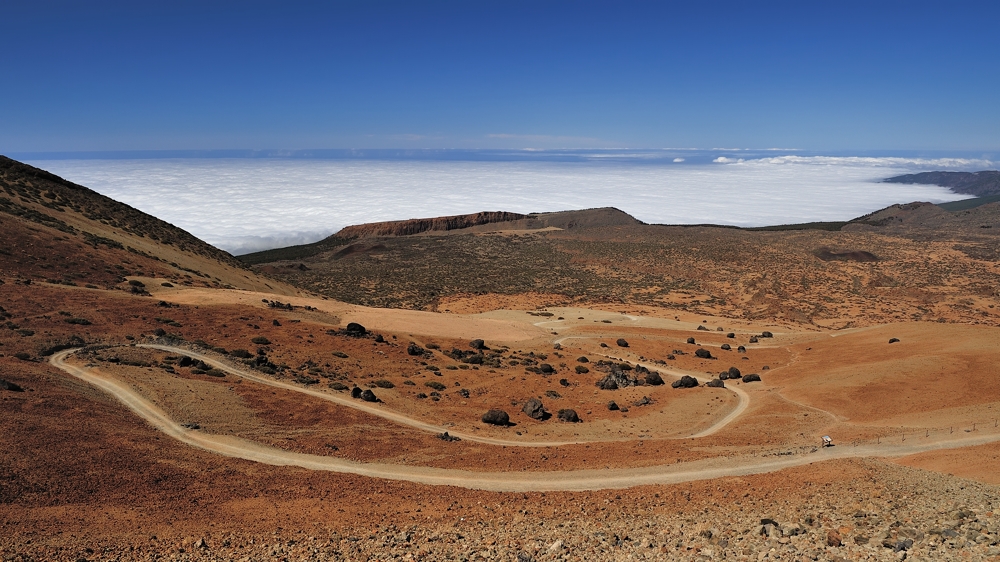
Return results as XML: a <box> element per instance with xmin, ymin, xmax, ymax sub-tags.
<box><xmin>29</xmin><ymin>156</ymin><xmax>982</xmax><ymax>255</ymax></box>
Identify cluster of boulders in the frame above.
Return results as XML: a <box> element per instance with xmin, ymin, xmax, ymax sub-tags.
<box><xmin>350</xmin><ymin>386</ymin><xmax>378</xmax><ymax>402</ymax></box>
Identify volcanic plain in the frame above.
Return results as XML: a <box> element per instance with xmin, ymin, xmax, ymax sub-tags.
<box><xmin>3</xmin><ymin>156</ymin><xmax>1000</xmax><ymax>561</ymax></box>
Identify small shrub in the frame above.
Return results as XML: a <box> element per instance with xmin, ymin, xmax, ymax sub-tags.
<box><xmin>128</xmin><ymin>280</ymin><xmax>145</xmax><ymax>287</ymax></box>
<box><xmin>65</xmin><ymin>318</ymin><xmax>92</xmax><ymax>325</ymax></box>
<box><xmin>332</xmin><ymin>351</ymin><xmax>348</xmax><ymax>358</ymax></box>
<box><xmin>403</xmin><ymin>380</ymin><xmax>416</xmax><ymax>386</ymax></box>
<box><xmin>329</xmin><ymin>382</ymin><xmax>349</xmax><ymax>391</ymax></box>
<box><xmin>373</xmin><ymin>379</ymin><xmax>395</xmax><ymax>388</ymax></box>
<box><xmin>251</xmin><ymin>336</ymin><xmax>271</xmax><ymax>345</ymax></box>
<box><xmin>424</xmin><ymin>381</ymin><xmax>446</xmax><ymax>391</ymax></box>
<box><xmin>161</xmin><ymin>282</ymin><xmax>174</xmax><ymax>287</ymax></box>
<box><xmin>14</xmin><ymin>352</ymin><xmax>32</xmax><ymax>361</ymax></box>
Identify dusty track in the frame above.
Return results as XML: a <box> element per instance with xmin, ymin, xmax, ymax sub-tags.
<box><xmin>50</xmin><ymin>348</ymin><xmax>1000</xmax><ymax>492</ymax></box>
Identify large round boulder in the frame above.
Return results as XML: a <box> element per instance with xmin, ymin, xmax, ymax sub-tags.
<box><xmin>695</xmin><ymin>348</ymin><xmax>713</xmax><ymax>359</ymax></box>
<box><xmin>686</xmin><ymin>337</ymin><xmax>696</xmax><ymax>344</ymax></box>
<box><xmin>522</xmin><ymin>398</ymin><xmax>547</xmax><ymax>420</ymax></box>
<box><xmin>616</xmin><ymin>338</ymin><xmax>629</xmax><ymax>347</ymax></box>
<box><xmin>742</xmin><ymin>374</ymin><xmax>762</xmax><ymax>383</ymax></box>
<box><xmin>705</xmin><ymin>379</ymin><xmax>725</xmax><ymax>388</ymax></box>
<box><xmin>557</xmin><ymin>409</ymin><xmax>580</xmax><ymax>423</ymax></box>
<box><xmin>671</xmin><ymin>375</ymin><xmax>699</xmax><ymax>389</ymax></box>
<box><xmin>481</xmin><ymin>409</ymin><xmax>510</xmax><ymax>426</ymax></box>
<box><xmin>345</xmin><ymin>322</ymin><xmax>368</xmax><ymax>337</ymax></box>
<box><xmin>644</xmin><ymin>371</ymin><xmax>664</xmax><ymax>386</ymax></box>
<box><xmin>360</xmin><ymin>389</ymin><xmax>378</xmax><ymax>402</ymax></box>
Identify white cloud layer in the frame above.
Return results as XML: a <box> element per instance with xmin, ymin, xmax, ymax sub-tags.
<box><xmin>29</xmin><ymin>157</ymin><xmax>984</xmax><ymax>255</ymax></box>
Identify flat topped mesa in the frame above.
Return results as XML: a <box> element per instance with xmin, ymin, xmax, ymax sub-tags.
<box><xmin>334</xmin><ymin>211</ymin><xmax>528</xmax><ymax>239</ymax></box>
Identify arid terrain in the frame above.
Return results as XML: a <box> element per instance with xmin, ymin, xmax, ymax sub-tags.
<box><xmin>3</xmin><ymin>156</ymin><xmax>1000</xmax><ymax>561</ymax></box>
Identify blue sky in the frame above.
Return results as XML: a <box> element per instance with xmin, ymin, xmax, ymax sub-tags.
<box><xmin>3</xmin><ymin>0</ymin><xmax>999</xmax><ymax>153</ymax></box>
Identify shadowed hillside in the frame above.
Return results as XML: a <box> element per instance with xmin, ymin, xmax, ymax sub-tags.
<box><xmin>884</xmin><ymin>170</ymin><xmax>1000</xmax><ymax>197</ymax></box>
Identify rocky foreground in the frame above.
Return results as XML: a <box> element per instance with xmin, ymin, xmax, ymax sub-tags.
<box><xmin>3</xmin><ymin>460</ymin><xmax>998</xmax><ymax>562</ymax></box>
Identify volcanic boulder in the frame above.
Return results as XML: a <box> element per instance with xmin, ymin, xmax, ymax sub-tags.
<box><xmin>695</xmin><ymin>348</ymin><xmax>713</xmax><ymax>359</ymax></box>
<box><xmin>686</xmin><ymin>337</ymin><xmax>696</xmax><ymax>344</ymax></box>
<box><xmin>742</xmin><ymin>374</ymin><xmax>762</xmax><ymax>383</ymax></box>
<box><xmin>0</xmin><ymin>379</ymin><xmax>24</xmax><ymax>392</ymax></box>
<box><xmin>672</xmin><ymin>375</ymin><xmax>699</xmax><ymax>389</ymax></box>
<box><xmin>470</xmin><ymin>339</ymin><xmax>486</xmax><ymax>350</ymax></box>
<box><xmin>482</xmin><ymin>409</ymin><xmax>510</xmax><ymax>426</ymax></box>
<box><xmin>616</xmin><ymin>338</ymin><xmax>629</xmax><ymax>347</ymax></box>
<box><xmin>557</xmin><ymin>409</ymin><xmax>580</xmax><ymax>423</ymax></box>
<box><xmin>522</xmin><ymin>398</ymin><xmax>547</xmax><ymax>420</ymax></box>
<box><xmin>644</xmin><ymin>371</ymin><xmax>664</xmax><ymax>385</ymax></box>
<box><xmin>345</xmin><ymin>322</ymin><xmax>368</xmax><ymax>337</ymax></box>
<box><xmin>360</xmin><ymin>389</ymin><xmax>378</xmax><ymax>402</ymax></box>
<box><xmin>705</xmin><ymin>379</ymin><xmax>725</xmax><ymax>388</ymax></box>
<box><xmin>406</xmin><ymin>343</ymin><xmax>425</xmax><ymax>356</ymax></box>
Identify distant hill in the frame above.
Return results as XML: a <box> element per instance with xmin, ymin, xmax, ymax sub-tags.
<box><xmin>884</xmin><ymin>170</ymin><xmax>1000</xmax><ymax>197</ymax></box>
<box><xmin>238</xmin><ymin>207</ymin><xmax>643</xmax><ymax>264</ymax></box>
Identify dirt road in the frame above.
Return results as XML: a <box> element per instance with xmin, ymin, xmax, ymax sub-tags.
<box><xmin>50</xmin><ymin>347</ymin><xmax>1000</xmax><ymax>492</ymax></box>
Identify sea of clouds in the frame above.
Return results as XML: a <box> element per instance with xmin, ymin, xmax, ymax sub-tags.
<box><xmin>27</xmin><ymin>155</ymin><xmax>992</xmax><ymax>255</ymax></box>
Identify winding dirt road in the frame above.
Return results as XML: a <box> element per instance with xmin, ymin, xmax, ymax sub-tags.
<box><xmin>49</xmin><ymin>347</ymin><xmax>1000</xmax><ymax>492</ymax></box>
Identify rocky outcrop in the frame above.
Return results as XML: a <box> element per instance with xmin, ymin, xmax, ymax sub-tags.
<box><xmin>522</xmin><ymin>398</ymin><xmax>547</xmax><ymax>420</ymax></box>
<box><xmin>335</xmin><ymin>211</ymin><xmax>529</xmax><ymax>239</ymax></box>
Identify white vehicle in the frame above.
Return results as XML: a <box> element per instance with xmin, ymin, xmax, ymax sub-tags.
<box><xmin>821</xmin><ymin>435</ymin><xmax>833</xmax><ymax>447</ymax></box>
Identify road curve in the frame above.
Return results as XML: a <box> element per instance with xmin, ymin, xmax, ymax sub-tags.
<box><xmin>45</xmin><ymin>348</ymin><xmax>1000</xmax><ymax>491</ymax></box>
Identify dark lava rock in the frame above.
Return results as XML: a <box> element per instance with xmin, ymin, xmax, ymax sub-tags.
<box><xmin>721</xmin><ymin>343</ymin><xmax>731</xmax><ymax>350</ymax></box>
<box><xmin>633</xmin><ymin>396</ymin><xmax>651</xmax><ymax>406</ymax></box>
<box><xmin>272</xmin><ymin>319</ymin><xmax>281</xmax><ymax>326</ymax></box>
<box><xmin>728</xmin><ymin>366</ymin><xmax>741</xmax><ymax>378</ymax></box>
<box><xmin>362</xmin><ymin>389</ymin><xmax>379</xmax><ymax>403</ymax></box>
<box><xmin>672</xmin><ymin>375</ymin><xmax>699</xmax><ymax>388</ymax></box>
<box><xmin>737</xmin><ymin>346</ymin><xmax>747</xmax><ymax>353</ymax></box>
<box><xmin>749</xmin><ymin>336</ymin><xmax>759</xmax><ymax>343</ymax></box>
<box><xmin>406</xmin><ymin>343</ymin><xmax>425</xmax><ymax>356</ymax></box>
<box><xmin>686</xmin><ymin>337</ymin><xmax>696</xmax><ymax>344</ymax></box>
<box><xmin>522</xmin><ymin>398</ymin><xmax>547</xmax><ymax>420</ymax></box>
<box><xmin>559</xmin><ymin>378</ymin><xmax>571</xmax><ymax>387</ymax></box>
<box><xmin>153</xmin><ymin>328</ymin><xmax>166</xmax><ymax>337</ymax></box>
<box><xmin>694</xmin><ymin>348</ymin><xmax>713</xmax><ymax>359</ymax></box>
<box><xmin>596</xmin><ymin>370</ymin><xmax>638</xmax><ymax>390</ymax></box>
<box><xmin>719</xmin><ymin>371</ymin><xmax>730</xmax><ymax>380</ymax></box>
<box><xmin>470</xmin><ymin>339</ymin><xmax>486</xmax><ymax>350</ymax></box>
<box><xmin>607</xmin><ymin>401</ymin><xmax>620</xmax><ymax>411</ymax></box>
<box><xmin>645</xmin><ymin>371</ymin><xmax>664</xmax><ymax>385</ymax></box>
<box><xmin>760</xmin><ymin>331</ymin><xmax>773</xmax><ymax>338</ymax></box>
<box><xmin>666</xmin><ymin>354</ymin><xmax>675</xmax><ymax>360</ymax></box>
<box><xmin>0</xmin><ymin>379</ymin><xmax>24</xmax><ymax>392</ymax></box>
<box><xmin>577</xmin><ymin>356</ymin><xmax>589</xmax><ymax>363</ymax></box>
<box><xmin>616</xmin><ymin>338</ymin><xmax>629</xmax><ymax>347</ymax></box>
<box><xmin>438</xmin><ymin>431</ymin><xmax>460</xmax><ymax>442</ymax></box>
<box><xmin>351</xmin><ymin>387</ymin><xmax>363</xmax><ymax>399</ymax></box>
<box><xmin>539</xmin><ymin>363</ymin><xmax>555</xmax><ymax>374</ymax></box>
<box><xmin>557</xmin><ymin>409</ymin><xmax>580</xmax><ymax>422</ymax></box>
<box><xmin>482</xmin><ymin>409</ymin><xmax>510</xmax><ymax>426</ymax></box>
<box><xmin>889</xmin><ymin>338</ymin><xmax>900</xmax><ymax>343</ymax></box>
<box><xmin>345</xmin><ymin>322</ymin><xmax>368</xmax><ymax>337</ymax></box>
<box><xmin>742</xmin><ymin>374</ymin><xmax>761</xmax><ymax>383</ymax></box>
<box><xmin>726</xmin><ymin>332</ymin><xmax>735</xmax><ymax>338</ymax></box>
<box><xmin>705</xmin><ymin>379</ymin><xmax>725</xmax><ymax>388</ymax></box>
<box><xmin>575</xmin><ymin>365</ymin><xmax>590</xmax><ymax>374</ymax></box>
<box><xmin>552</xmin><ymin>342</ymin><xmax>561</xmax><ymax>350</ymax></box>
<box><xmin>374</xmin><ymin>334</ymin><xmax>385</xmax><ymax>343</ymax></box>
<box><xmin>178</xmin><ymin>356</ymin><xmax>194</xmax><ymax>367</ymax></box>
<box><xmin>599</xmin><ymin>342</ymin><xmax>608</xmax><ymax>347</ymax></box>
<box><xmin>697</xmin><ymin>325</ymin><xmax>709</xmax><ymax>331</ymax></box>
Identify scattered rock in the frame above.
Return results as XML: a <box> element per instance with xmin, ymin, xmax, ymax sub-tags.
<box><xmin>552</xmin><ymin>343</ymin><xmax>561</xmax><ymax>350</ymax></box>
<box><xmin>607</xmin><ymin>401</ymin><xmax>620</xmax><ymax>411</ymax></box>
<box><xmin>482</xmin><ymin>409</ymin><xmax>510</xmax><ymax>426</ymax></box>
<box><xmin>557</xmin><ymin>409</ymin><xmax>580</xmax><ymax>422</ymax></box>
<box><xmin>749</xmin><ymin>336</ymin><xmax>759</xmax><ymax>343</ymax></box>
<box><xmin>705</xmin><ymin>379</ymin><xmax>725</xmax><ymax>388</ymax></box>
<box><xmin>539</xmin><ymin>363</ymin><xmax>555</xmax><ymax>374</ymax></box>
<box><xmin>0</xmin><ymin>379</ymin><xmax>24</xmax><ymax>392</ymax></box>
<box><xmin>559</xmin><ymin>378</ymin><xmax>570</xmax><ymax>387</ymax></box>
<box><xmin>697</xmin><ymin>325</ymin><xmax>709</xmax><ymax>331</ymax></box>
<box><xmin>616</xmin><ymin>338</ymin><xmax>629</xmax><ymax>347</ymax></box>
<box><xmin>742</xmin><ymin>374</ymin><xmax>761</xmax><ymax>383</ymax></box>
<box><xmin>826</xmin><ymin>529</ymin><xmax>842</xmax><ymax>547</ymax></box>
<box><xmin>889</xmin><ymin>338</ymin><xmax>900</xmax><ymax>343</ymax></box>
<box><xmin>470</xmin><ymin>339</ymin><xmax>486</xmax><ymax>350</ymax></box>
<box><xmin>577</xmin><ymin>356</ymin><xmax>589</xmax><ymax>363</ymax></box>
<box><xmin>694</xmin><ymin>348</ymin><xmax>713</xmax><ymax>359</ymax></box>
<box><xmin>344</xmin><ymin>322</ymin><xmax>368</xmax><ymax>337</ymax></box>
<box><xmin>633</xmin><ymin>396</ymin><xmax>651</xmax><ymax>406</ymax></box>
<box><xmin>599</xmin><ymin>342</ymin><xmax>608</xmax><ymax>347</ymax></box>
<box><xmin>721</xmin><ymin>343</ymin><xmax>731</xmax><ymax>350</ymax></box>
<box><xmin>728</xmin><ymin>366</ymin><xmax>741</xmax><ymax>378</ymax></box>
<box><xmin>672</xmin><ymin>375</ymin><xmax>699</xmax><ymax>388</ymax></box>
<box><xmin>686</xmin><ymin>337</ymin><xmax>696</xmax><ymax>344</ymax></box>
<box><xmin>360</xmin><ymin>389</ymin><xmax>378</xmax><ymax>402</ymax></box>
<box><xmin>737</xmin><ymin>345</ymin><xmax>747</xmax><ymax>353</ymax></box>
<box><xmin>351</xmin><ymin>387</ymin><xmax>363</xmax><ymax>399</ymax></box>
<box><xmin>522</xmin><ymin>398</ymin><xmax>547</xmax><ymax>420</ymax></box>
<box><xmin>761</xmin><ymin>331</ymin><xmax>773</xmax><ymax>338</ymax></box>
<box><xmin>437</xmin><ymin>431</ymin><xmax>460</xmax><ymax>442</ymax></box>
<box><xmin>726</xmin><ymin>332</ymin><xmax>735</xmax><ymax>338</ymax></box>
<box><xmin>407</xmin><ymin>343</ymin><xmax>425</xmax><ymax>356</ymax></box>
<box><xmin>644</xmin><ymin>371</ymin><xmax>664</xmax><ymax>385</ymax></box>
<box><xmin>575</xmin><ymin>365</ymin><xmax>590</xmax><ymax>374</ymax></box>
<box><xmin>272</xmin><ymin>319</ymin><xmax>281</xmax><ymax>326</ymax></box>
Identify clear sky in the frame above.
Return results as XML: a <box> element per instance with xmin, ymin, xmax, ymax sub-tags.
<box><xmin>3</xmin><ymin>0</ymin><xmax>999</xmax><ymax>153</ymax></box>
